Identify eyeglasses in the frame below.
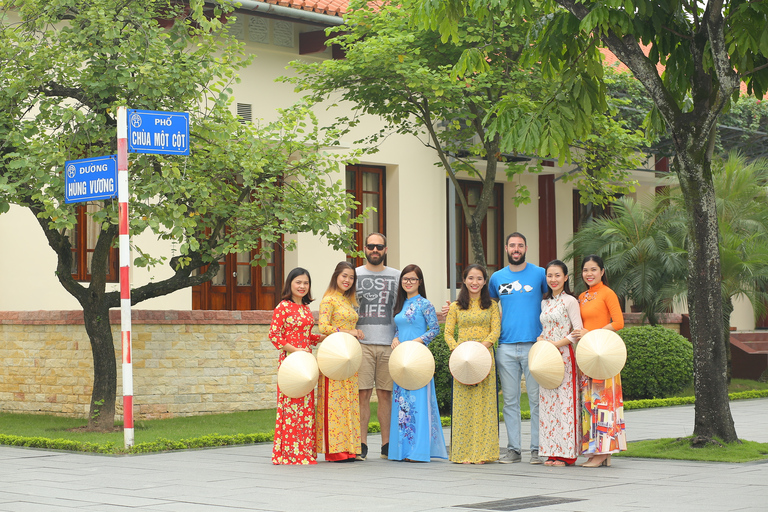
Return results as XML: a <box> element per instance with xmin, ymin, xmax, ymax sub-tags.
<box><xmin>366</xmin><ymin>244</ymin><xmax>385</xmax><ymax>251</ymax></box>
<box><xmin>403</xmin><ymin>278</ymin><xmax>420</xmax><ymax>284</ymax></box>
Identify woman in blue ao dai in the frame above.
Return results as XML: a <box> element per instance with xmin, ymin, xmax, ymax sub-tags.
<box><xmin>388</xmin><ymin>264</ymin><xmax>448</xmax><ymax>462</ymax></box>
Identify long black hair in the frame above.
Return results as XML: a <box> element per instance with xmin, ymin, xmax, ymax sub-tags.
<box><xmin>543</xmin><ymin>259</ymin><xmax>574</xmax><ymax>300</ymax></box>
<box><xmin>324</xmin><ymin>261</ymin><xmax>358</xmax><ymax>306</ymax></box>
<box><xmin>456</xmin><ymin>264</ymin><xmax>492</xmax><ymax>310</ymax></box>
<box><xmin>280</xmin><ymin>267</ymin><xmax>314</xmax><ymax>305</ymax></box>
<box><xmin>582</xmin><ymin>254</ymin><xmax>609</xmax><ymax>286</ymax></box>
<box><xmin>393</xmin><ymin>264</ymin><xmax>426</xmax><ymax>315</ymax></box>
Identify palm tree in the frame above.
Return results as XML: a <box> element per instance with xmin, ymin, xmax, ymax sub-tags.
<box><xmin>565</xmin><ymin>196</ymin><xmax>686</xmax><ymax>325</ymax></box>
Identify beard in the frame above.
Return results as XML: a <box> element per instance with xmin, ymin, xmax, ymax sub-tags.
<box><xmin>365</xmin><ymin>251</ymin><xmax>384</xmax><ymax>265</ymax></box>
<box><xmin>507</xmin><ymin>251</ymin><xmax>526</xmax><ymax>265</ymax></box>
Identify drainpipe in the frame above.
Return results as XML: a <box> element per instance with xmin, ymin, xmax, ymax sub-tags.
<box><xmin>216</xmin><ymin>0</ymin><xmax>346</xmax><ymax>26</ymax></box>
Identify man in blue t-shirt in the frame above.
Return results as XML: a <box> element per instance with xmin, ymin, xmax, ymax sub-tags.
<box><xmin>489</xmin><ymin>232</ymin><xmax>548</xmax><ymax>464</ymax></box>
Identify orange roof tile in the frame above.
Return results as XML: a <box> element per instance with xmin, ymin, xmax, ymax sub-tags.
<box><xmin>600</xmin><ymin>46</ymin><xmax>749</xmax><ymax>95</ymax></box>
<box><xmin>261</xmin><ymin>0</ymin><xmax>347</xmax><ymax>17</ymax></box>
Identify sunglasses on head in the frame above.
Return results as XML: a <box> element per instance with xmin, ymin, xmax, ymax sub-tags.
<box><xmin>366</xmin><ymin>244</ymin><xmax>385</xmax><ymax>251</ymax></box>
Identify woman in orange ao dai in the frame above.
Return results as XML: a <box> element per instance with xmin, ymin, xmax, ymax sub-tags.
<box><xmin>576</xmin><ymin>255</ymin><xmax>627</xmax><ymax>468</ymax></box>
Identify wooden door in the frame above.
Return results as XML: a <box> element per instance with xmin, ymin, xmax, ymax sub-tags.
<box><xmin>192</xmin><ymin>241</ymin><xmax>283</xmax><ymax>310</ymax></box>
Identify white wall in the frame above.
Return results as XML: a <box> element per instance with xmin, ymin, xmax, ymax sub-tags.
<box><xmin>0</xmin><ymin>11</ymin><xmax>758</xmax><ymax>329</ymax></box>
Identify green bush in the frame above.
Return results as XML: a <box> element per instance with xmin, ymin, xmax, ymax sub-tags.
<box><xmin>428</xmin><ymin>324</ymin><xmax>453</xmax><ymax>415</ymax></box>
<box><xmin>620</xmin><ymin>325</ymin><xmax>694</xmax><ymax>400</ymax></box>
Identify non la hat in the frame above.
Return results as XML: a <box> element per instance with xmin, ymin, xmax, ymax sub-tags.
<box><xmin>277</xmin><ymin>350</ymin><xmax>319</xmax><ymax>398</ymax></box>
<box><xmin>575</xmin><ymin>328</ymin><xmax>627</xmax><ymax>380</ymax></box>
<box><xmin>388</xmin><ymin>340</ymin><xmax>435</xmax><ymax>390</ymax></box>
<box><xmin>528</xmin><ymin>339</ymin><xmax>565</xmax><ymax>389</ymax></box>
<box><xmin>449</xmin><ymin>340</ymin><xmax>492</xmax><ymax>385</ymax></box>
<box><xmin>316</xmin><ymin>331</ymin><xmax>362</xmax><ymax>381</ymax></box>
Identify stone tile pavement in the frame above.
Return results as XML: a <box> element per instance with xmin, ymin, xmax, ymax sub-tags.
<box><xmin>0</xmin><ymin>399</ymin><xmax>765</xmax><ymax>512</ymax></box>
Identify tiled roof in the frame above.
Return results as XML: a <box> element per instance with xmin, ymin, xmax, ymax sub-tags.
<box><xmin>600</xmin><ymin>46</ymin><xmax>749</xmax><ymax>94</ymax></box>
<box><xmin>262</xmin><ymin>0</ymin><xmax>347</xmax><ymax>17</ymax></box>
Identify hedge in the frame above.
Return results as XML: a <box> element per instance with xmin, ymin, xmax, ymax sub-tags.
<box><xmin>620</xmin><ymin>325</ymin><xmax>694</xmax><ymax>400</ymax></box>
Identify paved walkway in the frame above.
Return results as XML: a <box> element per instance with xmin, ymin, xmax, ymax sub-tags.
<box><xmin>0</xmin><ymin>399</ymin><xmax>766</xmax><ymax>512</ymax></box>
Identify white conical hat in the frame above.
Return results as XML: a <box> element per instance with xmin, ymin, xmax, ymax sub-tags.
<box><xmin>317</xmin><ymin>332</ymin><xmax>363</xmax><ymax>381</ymax></box>
<box><xmin>449</xmin><ymin>341</ymin><xmax>492</xmax><ymax>385</ymax></box>
<box><xmin>388</xmin><ymin>340</ymin><xmax>435</xmax><ymax>391</ymax></box>
<box><xmin>277</xmin><ymin>350</ymin><xmax>319</xmax><ymax>398</ymax></box>
<box><xmin>575</xmin><ymin>329</ymin><xmax>627</xmax><ymax>380</ymax></box>
<box><xmin>528</xmin><ymin>340</ymin><xmax>565</xmax><ymax>389</ymax></box>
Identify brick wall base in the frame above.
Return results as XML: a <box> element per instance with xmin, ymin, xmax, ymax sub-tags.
<box><xmin>0</xmin><ymin>310</ymin><xmax>280</xmax><ymax>420</ymax></box>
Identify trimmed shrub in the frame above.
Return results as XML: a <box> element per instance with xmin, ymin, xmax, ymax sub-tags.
<box><xmin>619</xmin><ymin>325</ymin><xmax>694</xmax><ymax>400</ymax></box>
<box><xmin>428</xmin><ymin>324</ymin><xmax>453</xmax><ymax>415</ymax></box>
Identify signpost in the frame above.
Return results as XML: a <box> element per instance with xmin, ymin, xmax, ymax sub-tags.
<box><xmin>118</xmin><ymin>106</ymin><xmax>190</xmax><ymax>448</ymax></box>
<box><xmin>61</xmin><ymin>107</ymin><xmax>190</xmax><ymax>448</ymax></box>
<box><xmin>64</xmin><ymin>155</ymin><xmax>118</xmax><ymax>204</ymax></box>
<box><xmin>127</xmin><ymin>109</ymin><xmax>190</xmax><ymax>155</ymax></box>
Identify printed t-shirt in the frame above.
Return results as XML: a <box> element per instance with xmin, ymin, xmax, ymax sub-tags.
<box><xmin>489</xmin><ymin>263</ymin><xmax>548</xmax><ymax>343</ymax></box>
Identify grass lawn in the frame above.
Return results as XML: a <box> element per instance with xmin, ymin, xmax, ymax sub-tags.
<box><xmin>0</xmin><ymin>393</ymin><xmax>531</xmax><ymax>448</ymax></box>
<box><xmin>618</xmin><ymin>437</ymin><xmax>768</xmax><ymax>463</ymax></box>
<box><xmin>0</xmin><ymin>409</ymin><xmax>278</xmax><ymax>447</ymax></box>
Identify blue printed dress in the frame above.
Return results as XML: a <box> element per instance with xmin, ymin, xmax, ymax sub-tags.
<box><xmin>389</xmin><ymin>295</ymin><xmax>448</xmax><ymax>462</ymax></box>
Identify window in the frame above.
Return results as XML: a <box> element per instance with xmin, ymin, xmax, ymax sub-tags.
<box><xmin>447</xmin><ymin>180</ymin><xmax>504</xmax><ymax>287</ymax></box>
<box><xmin>346</xmin><ymin>164</ymin><xmax>386</xmax><ymax>267</ymax></box>
<box><xmin>236</xmin><ymin>103</ymin><xmax>252</xmax><ymax>124</ymax></box>
<box><xmin>69</xmin><ymin>204</ymin><xmax>119</xmax><ymax>282</ymax></box>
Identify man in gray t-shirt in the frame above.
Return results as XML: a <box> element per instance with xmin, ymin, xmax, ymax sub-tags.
<box><xmin>355</xmin><ymin>232</ymin><xmax>399</xmax><ymax>461</ymax></box>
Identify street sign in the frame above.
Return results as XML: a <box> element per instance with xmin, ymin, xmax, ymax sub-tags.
<box><xmin>64</xmin><ymin>155</ymin><xmax>118</xmax><ymax>204</ymax></box>
<box><xmin>127</xmin><ymin>109</ymin><xmax>190</xmax><ymax>155</ymax></box>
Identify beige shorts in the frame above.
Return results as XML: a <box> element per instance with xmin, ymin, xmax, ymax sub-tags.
<box><xmin>358</xmin><ymin>344</ymin><xmax>393</xmax><ymax>391</ymax></box>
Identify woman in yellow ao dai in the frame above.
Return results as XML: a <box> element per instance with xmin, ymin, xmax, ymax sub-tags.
<box><xmin>444</xmin><ymin>264</ymin><xmax>501</xmax><ymax>464</ymax></box>
<box><xmin>316</xmin><ymin>262</ymin><xmax>362</xmax><ymax>462</ymax></box>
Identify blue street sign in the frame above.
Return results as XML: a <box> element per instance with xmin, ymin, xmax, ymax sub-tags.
<box><xmin>127</xmin><ymin>109</ymin><xmax>190</xmax><ymax>155</ymax></box>
<box><xmin>64</xmin><ymin>155</ymin><xmax>118</xmax><ymax>204</ymax></box>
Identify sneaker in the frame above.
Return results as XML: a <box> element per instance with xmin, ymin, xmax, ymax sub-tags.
<box><xmin>356</xmin><ymin>443</ymin><xmax>368</xmax><ymax>461</ymax></box>
<box><xmin>530</xmin><ymin>450</ymin><xmax>543</xmax><ymax>464</ymax></box>
<box><xmin>498</xmin><ymin>450</ymin><xmax>521</xmax><ymax>464</ymax></box>
<box><xmin>380</xmin><ymin>442</ymin><xmax>389</xmax><ymax>459</ymax></box>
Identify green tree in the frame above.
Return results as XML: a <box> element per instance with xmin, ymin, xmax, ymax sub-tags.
<box><xmin>286</xmin><ymin>1</ymin><xmax>642</xmax><ymax>267</ymax></box>
<box><xmin>0</xmin><ymin>0</ymin><xmax>363</xmax><ymax>429</ymax></box>
<box><xmin>411</xmin><ymin>0</ymin><xmax>768</xmax><ymax>443</ymax></box>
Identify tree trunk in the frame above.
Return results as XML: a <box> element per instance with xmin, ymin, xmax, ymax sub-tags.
<box><xmin>82</xmin><ymin>300</ymin><xmax>118</xmax><ymax>430</ymax></box>
<box><xmin>467</xmin><ymin>216</ymin><xmax>487</xmax><ymax>267</ymax></box>
<box><xmin>675</xmin><ymin>152</ymin><xmax>738</xmax><ymax>443</ymax></box>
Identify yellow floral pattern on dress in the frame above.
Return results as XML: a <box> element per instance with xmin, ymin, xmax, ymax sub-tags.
<box><xmin>315</xmin><ymin>292</ymin><xmax>361</xmax><ymax>458</ymax></box>
<box><xmin>444</xmin><ymin>299</ymin><xmax>501</xmax><ymax>463</ymax></box>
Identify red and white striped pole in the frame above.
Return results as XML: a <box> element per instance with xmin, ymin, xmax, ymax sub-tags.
<box><xmin>117</xmin><ymin>106</ymin><xmax>134</xmax><ymax>448</ymax></box>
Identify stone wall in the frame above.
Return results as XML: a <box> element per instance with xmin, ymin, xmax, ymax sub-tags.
<box><xmin>0</xmin><ymin>310</ymin><xmax>282</xmax><ymax>420</ymax></box>
<box><xmin>624</xmin><ymin>312</ymin><xmax>684</xmax><ymax>334</ymax></box>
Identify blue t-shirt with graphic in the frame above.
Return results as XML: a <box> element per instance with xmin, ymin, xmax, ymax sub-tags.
<box><xmin>489</xmin><ymin>263</ymin><xmax>548</xmax><ymax>343</ymax></box>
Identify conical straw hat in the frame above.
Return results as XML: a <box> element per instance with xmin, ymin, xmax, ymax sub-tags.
<box><xmin>575</xmin><ymin>329</ymin><xmax>627</xmax><ymax>380</ymax></box>
<box><xmin>317</xmin><ymin>332</ymin><xmax>363</xmax><ymax>381</ymax></box>
<box><xmin>449</xmin><ymin>341</ymin><xmax>492</xmax><ymax>385</ymax></box>
<box><xmin>388</xmin><ymin>340</ymin><xmax>435</xmax><ymax>391</ymax></box>
<box><xmin>528</xmin><ymin>340</ymin><xmax>565</xmax><ymax>389</ymax></box>
<box><xmin>277</xmin><ymin>350</ymin><xmax>319</xmax><ymax>398</ymax></box>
